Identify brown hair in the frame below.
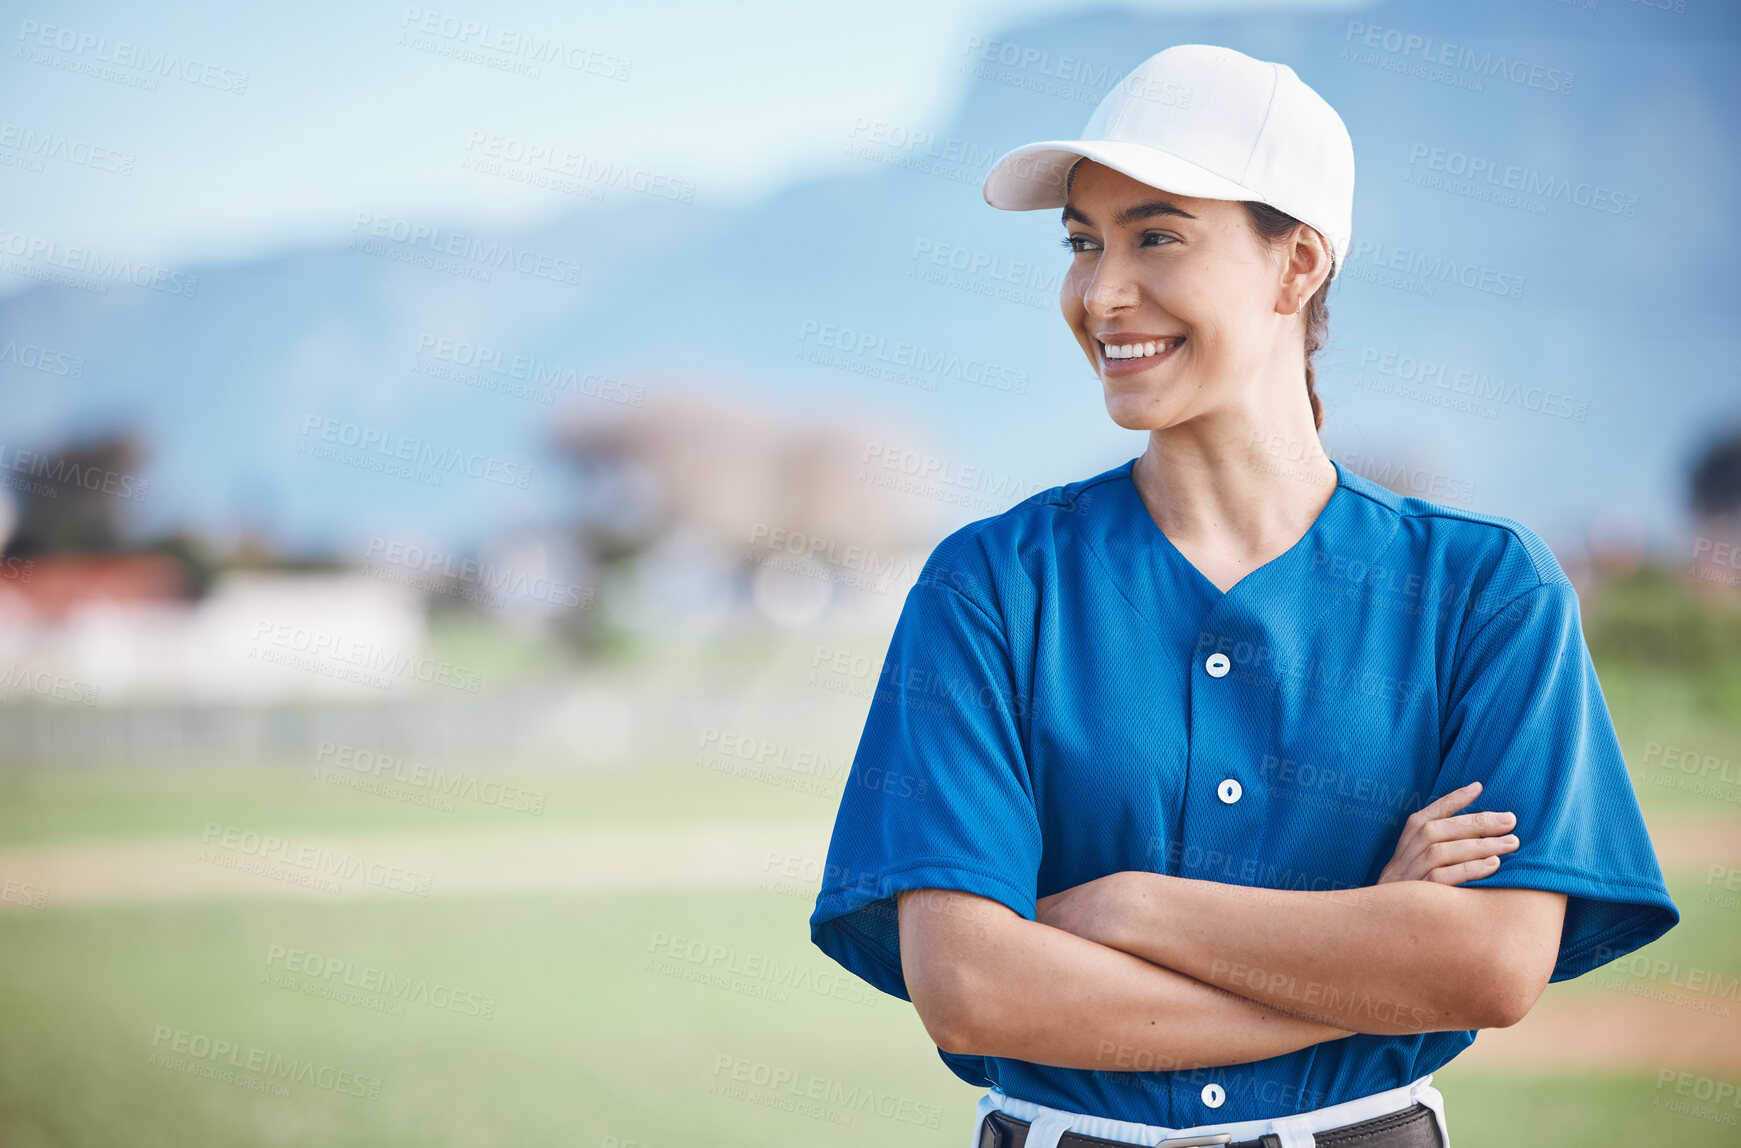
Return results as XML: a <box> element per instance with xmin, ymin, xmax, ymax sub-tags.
<box><xmin>1238</xmin><ymin>200</ymin><xmax>1332</xmax><ymax>431</ymax></box>
<box><xmin>1062</xmin><ymin>161</ymin><xmax>1332</xmax><ymax>430</ymax></box>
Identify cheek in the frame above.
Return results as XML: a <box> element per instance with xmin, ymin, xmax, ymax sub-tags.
<box><xmin>1059</xmin><ymin>271</ymin><xmax>1084</xmax><ymax>320</ymax></box>
<box><xmin>1060</xmin><ymin>282</ymin><xmax>1090</xmax><ymax>345</ymax></box>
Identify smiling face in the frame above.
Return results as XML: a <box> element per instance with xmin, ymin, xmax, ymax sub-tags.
<box><xmin>1059</xmin><ymin>159</ymin><xmax>1327</xmax><ymax>433</ymax></box>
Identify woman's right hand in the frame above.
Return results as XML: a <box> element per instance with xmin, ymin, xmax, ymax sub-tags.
<box><xmin>1377</xmin><ymin>780</ymin><xmax>1519</xmax><ymax>885</ymax></box>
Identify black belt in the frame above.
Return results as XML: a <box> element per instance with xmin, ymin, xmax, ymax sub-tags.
<box><xmin>978</xmin><ymin>1099</ymin><xmax>1443</xmax><ymax>1148</ymax></box>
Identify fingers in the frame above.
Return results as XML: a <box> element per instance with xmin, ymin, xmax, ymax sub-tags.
<box><xmin>1383</xmin><ymin>831</ymin><xmax>1520</xmax><ymax>885</ymax></box>
<box><xmin>1407</xmin><ymin>780</ymin><xmax>1485</xmax><ymax>826</ymax></box>
<box><xmin>1417</xmin><ymin>807</ymin><xmax>1517</xmax><ymax>845</ymax></box>
<box><xmin>1418</xmin><ymin>833</ymin><xmax>1520</xmax><ymax>873</ymax></box>
<box><xmin>1425</xmin><ymin>855</ymin><xmax>1505</xmax><ymax>886</ymax></box>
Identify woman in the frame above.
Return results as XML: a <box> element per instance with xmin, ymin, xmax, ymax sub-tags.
<box><xmin>809</xmin><ymin>43</ymin><xmax>1677</xmax><ymax>1148</ymax></box>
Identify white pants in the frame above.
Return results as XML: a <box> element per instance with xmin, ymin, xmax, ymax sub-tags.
<box><xmin>969</xmin><ymin>1073</ymin><xmax>1449</xmax><ymax>1148</ymax></box>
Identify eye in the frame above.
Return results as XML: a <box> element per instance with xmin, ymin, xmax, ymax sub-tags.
<box><xmin>1058</xmin><ymin>232</ymin><xmax>1176</xmax><ymax>252</ymax></box>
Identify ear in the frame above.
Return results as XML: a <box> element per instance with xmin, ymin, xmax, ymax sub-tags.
<box><xmin>1277</xmin><ymin>225</ymin><xmax>1332</xmax><ymax>317</ymax></box>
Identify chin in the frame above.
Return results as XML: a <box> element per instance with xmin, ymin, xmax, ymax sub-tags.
<box><xmin>1102</xmin><ymin>391</ymin><xmax>1186</xmax><ymax>432</ymax></box>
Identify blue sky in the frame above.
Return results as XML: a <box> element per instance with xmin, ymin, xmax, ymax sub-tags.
<box><xmin>1</xmin><ymin>0</ymin><xmax>1737</xmax><ymax>565</ymax></box>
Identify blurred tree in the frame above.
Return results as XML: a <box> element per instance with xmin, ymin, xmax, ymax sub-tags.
<box><xmin>1689</xmin><ymin>425</ymin><xmax>1741</xmax><ymax>521</ymax></box>
<box><xmin>2</xmin><ymin>432</ymin><xmax>145</xmax><ymax>556</ymax></box>
<box><xmin>0</xmin><ymin>432</ymin><xmax>264</xmax><ymax>599</ymax></box>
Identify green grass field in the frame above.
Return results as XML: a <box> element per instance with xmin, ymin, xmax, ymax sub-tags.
<box><xmin>1</xmin><ymin>883</ymin><xmax>1737</xmax><ymax>1148</ymax></box>
<box><xmin>1</xmin><ymin>758</ymin><xmax>1736</xmax><ymax>1147</ymax></box>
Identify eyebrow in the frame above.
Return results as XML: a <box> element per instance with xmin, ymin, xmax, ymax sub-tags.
<box><xmin>1060</xmin><ymin>200</ymin><xmax>1197</xmax><ymax>229</ymax></box>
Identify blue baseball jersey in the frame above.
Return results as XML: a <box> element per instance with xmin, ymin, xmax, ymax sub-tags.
<box><xmin>808</xmin><ymin>454</ymin><xmax>1679</xmax><ymax>1126</ymax></box>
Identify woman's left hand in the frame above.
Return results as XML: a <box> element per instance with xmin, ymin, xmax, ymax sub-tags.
<box><xmin>1034</xmin><ymin>871</ymin><xmax>1143</xmax><ymax>950</ymax></box>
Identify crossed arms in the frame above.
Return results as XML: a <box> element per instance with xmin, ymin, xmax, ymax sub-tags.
<box><xmin>896</xmin><ymin>781</ymin><xmax>1568</xmax><ymax>1071</ymax></box>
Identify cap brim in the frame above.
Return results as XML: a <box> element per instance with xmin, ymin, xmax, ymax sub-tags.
<box><xmin>982</xmin><ymin>139</ymin><xmax>1256</xmax><ymax>211</ymax></box>
<box><xmin>983</xmin><ymin>138</ymin><xmax>1343</xmax><ymax>280</ymax></box>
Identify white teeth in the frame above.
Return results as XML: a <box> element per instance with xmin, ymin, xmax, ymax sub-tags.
<box><xmin>1103</xmin><ymin>338</ymin><xmax>1181</xmax><ymax>359</ymax></box>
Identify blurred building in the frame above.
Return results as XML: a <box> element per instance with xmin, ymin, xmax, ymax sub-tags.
<box><xmin>0</xmin><ymin>561</ymin><xmax>426</xmax><ymax>704</ymax></box>
<box><xmin>554</xmin><ymin>389</ymin><xmax>936</xmax><ymax>630</ymax></box>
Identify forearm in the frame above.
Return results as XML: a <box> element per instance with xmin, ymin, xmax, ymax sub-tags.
<box><xmin>902</xmin><ymin>891</ymin><xmax>1351</xmax><ymax>1070</ymax></box>
<box><xmin>1103</xmin><ymin>874</ymin><xmax>1511</xmax><ymax>1033</ymax></box>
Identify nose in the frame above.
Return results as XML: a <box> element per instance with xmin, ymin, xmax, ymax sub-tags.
<box><xmin>1079</xmin><ymin>245</ymin><xmax>1142</xmax><ymax>318</ymax></box>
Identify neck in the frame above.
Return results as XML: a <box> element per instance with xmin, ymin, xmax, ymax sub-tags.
<box><xmin>1133</xmin><ymin>408</ymin><xmax>1337</xmax><ymax>562</ymax></box>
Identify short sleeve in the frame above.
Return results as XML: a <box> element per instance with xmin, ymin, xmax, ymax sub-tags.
<box><xmin>808</xmin><ymin>552</ymin><xmax>1043</xmax><ymax>1015</ymax></box>
<box><xmin>1435</xmin><ymin>579</ymin><xmax>1679</xmax><ymax>981</ymax></box>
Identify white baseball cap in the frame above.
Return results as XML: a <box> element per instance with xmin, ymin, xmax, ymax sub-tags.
<box><xmin>981</xmin><ymin>43</ymin><xmax>1355</xmax><ymax>279</ymax></box>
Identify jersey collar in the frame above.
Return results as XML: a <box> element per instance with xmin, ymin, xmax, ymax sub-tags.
<box><xmin>1072</xmin><ymin>455</ymin><xmax>1403</xmax><ymax>635</ymax></box>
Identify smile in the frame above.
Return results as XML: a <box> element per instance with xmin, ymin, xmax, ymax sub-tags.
<box><xmin>1099</xmin><ymin>336</ymin><xmax>1185</xmax><ymax>364</ymax></box>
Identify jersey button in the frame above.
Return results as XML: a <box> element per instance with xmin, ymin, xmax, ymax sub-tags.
<box><xmin>1204</xmin><ymin>652</ymin><xmax>1230</xmax><ymax>677</ymax></box>
<box><xmin>1201</xmin><ymin>1082</ymin><xmax>1225</xmax><ymax>1108</ymax></box>
<box><xmin>1217</xmin><ymin>778</ymin><xmax>1242</xmax><ymax>804</ymax></box>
